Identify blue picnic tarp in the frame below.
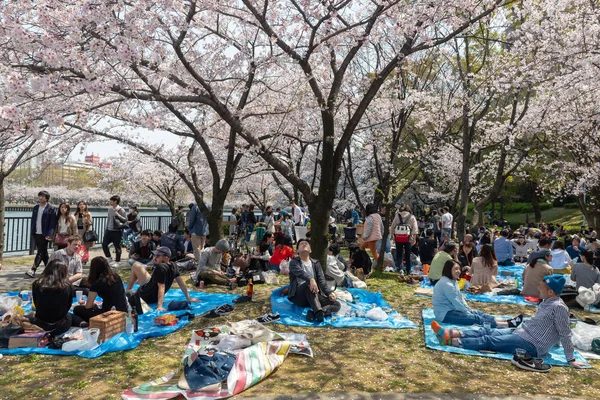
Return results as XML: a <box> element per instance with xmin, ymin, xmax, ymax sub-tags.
<box><xmin>271</xmin><ymin>286</ymin><xmax>418</xmax><ymax>329</ymax></box>
<box><xmin>421</xmin><ymin>308</ymin><xmax>591</xmax><ymax>367</ymax></box>
<box><xmin>0</xmin><ymin>289</ymin><xmax>239</xmax><ymax>358</ymax></box>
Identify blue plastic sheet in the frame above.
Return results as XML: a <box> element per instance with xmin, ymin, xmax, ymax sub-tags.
<box><xmin>421</xmin><ymin>308</ymin><xmax>590</xmax><ymax>367</ymax></box>
<box><xmin>270</xmin><ymin>286</ymin><xmax>418</xmax><ymax>329</ymax></box>
<box><xmin>0</xmin><ymin>289</ymin><xmax>239</xmax><ymax>358</ymax></box>
<box><xmin>418</xmin><ymin>264</ymin><xmax>542</xmax><ymax>306</ymax></box>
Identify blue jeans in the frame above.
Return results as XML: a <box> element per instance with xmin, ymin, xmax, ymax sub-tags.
<box><xmin>122</xmin><ymin>228</ymin><xmax>133</xmax><ymax>241</ymax></box>
<box><xmin>270</xmin><ymin>263</ymin><xmax>280</xmax><ymax>273</ymax></box>
<box><xmin>460</xmin><ymin>328</ymin><xmax>538</xmax><ymax>357</ymax></box>
<box><xmin>443</xmin><ymin>310</ymin><xmax>497</xmax><ymax>328</ymax></box>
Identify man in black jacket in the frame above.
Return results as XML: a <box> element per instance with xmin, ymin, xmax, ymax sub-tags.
<box><xmin>26</xmin><ymin>190</ymin><xmax>57</xmax><ymax>278</ymax></box>
<box><xmin>288</xmin><ymin>239</ymin><xmax>341</xmax><ymax>322</ymax></box>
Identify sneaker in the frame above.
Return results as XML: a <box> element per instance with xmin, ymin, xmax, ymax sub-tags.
<box><xmin>256</xmin><ymin>312</ymin><xmax>280</xmax><ymax>324</ymax></box>
<box><xmin>511</xmin><ymin>353</ymin><xmax>552</xmax><ymax>373</ymax></box>
<box><xmin>315</xmin><ymin>310</ymin><xmax>324</xmax><ymax>323</ymax></box>
<box><xmin>107</xmin><ymin>258</ymin><xmax>113</xmax><ymax>264</ymax></box>
<box><xmin>233</xmin><ymin>295</ymin><xmax>252</xmax><ymax>304</ymax></box>
<box><xmin>189</xmin><ymin>272</ymin><xmax>199</xmax><ymax>286</ymax></box>
<box><xmin>306</xmin><ymin>309</ymin><xmax>315</xmax><ymax>322</ymax></box>
<box><xmin>25</xmin><ymin>269</ymin><xmax>36</xmax><ymax>278</ymax></box>
<box><xmin>508</xmin><ymin>314</ymin><xmax>524</xmax><ymax>328</ymax></box>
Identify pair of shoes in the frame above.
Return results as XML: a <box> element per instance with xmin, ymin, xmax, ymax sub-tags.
<box><xmin>511</xmin><ymin>352</ymin><xmax>552</xmax><ymax>372</ymax></box>
<box><xmin>25</xmin><ymin>269</ymin><xmax>36</xmax><ymax>278</ymax></box>
<box><xmin>256</xmin><ymin>312</ymin><xmax>280</xmax><ymax>324</ymax></box>
<box><xmin>306</xmin><ymin>310</ymin><xmax>315</xmax><ymax>322</ymax></box>
<box><xmin>203</xmin><ymin>304</ymin><xmax>234</xmax><ymax>318</ymax></box>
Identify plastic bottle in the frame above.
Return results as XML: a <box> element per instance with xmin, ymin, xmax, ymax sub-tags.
<box><xmin>125</xmin><ymin>302</ymin><xmax>134</xmax><ymax>335</ymax></box>
<box><xmin>246</xmin><ymin>277</ymin><xmax>254</xmax><ymax>298</ymax></box>
<box><xmin>515</xmin><ymin>276</ymin><xmax>521</xmax><ymax>290</ymax></box>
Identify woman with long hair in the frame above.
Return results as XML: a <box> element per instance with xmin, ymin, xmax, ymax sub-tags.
<box><xmin>521</xmin><ymin>248</ymin><xmax>553</xmax><ymax>297</ymax></box>
<box><xmin>470</xmin><ymin>244</ymin><xmax>499</xmax><ymax>287</ymax></box>
<box><xmin>30</xmin><ymin>260</ymin><xmax>86</xmax><ymax>335</ymax></box>
<box><xmin>55</xmin><ymin>202</ymin><xmax>77</xmax><ymax>250</ymax></box>
<box><xmin>458</xmin><ymin>242</ymin><xmax>474</xmax><ymax>269</ymax></box>
<box><xmin>74</xmin><ymin>200</ymin><xmax>94</xmax><ymax>250</ymax></box>
<box><xmin>73</xmin><ymin>257</ymin><xmax>127</xmax><ymax>322</ymax></box>
<box><xmin>433</xmin><ymin>260</ymin><xmax>522</xmax><ymax>328</ymax></box>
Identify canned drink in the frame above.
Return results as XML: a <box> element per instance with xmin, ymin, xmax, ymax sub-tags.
<box><xmin>199</xmin><ymin>281</ymin><xmax>205</xmax><ymax>289</ymax></box>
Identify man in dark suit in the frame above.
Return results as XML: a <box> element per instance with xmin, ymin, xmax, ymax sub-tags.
<box><xmin>26</xmin><ymin>190</ymin><xmax>57</xmax><ymax>278</ymax></box>
<box><xmin>288</xmin><ymin>239</ymin><xmax>341</xmax><ymax>322</ymax></box>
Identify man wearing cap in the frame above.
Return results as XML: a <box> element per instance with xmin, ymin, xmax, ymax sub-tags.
<box><xmin>126</xmin><ymin>246</ymin><xmax>199</xmax><ymax>312</ymax></box>
<box><xmin>431</xmin><ymin>274</ymin><xmax>588</xmax><ymax>369</ymax></box>
<box><xmin>192</xmin><ymin>239</ymin><xmax>236</xmax><ymax>288</ymax></box>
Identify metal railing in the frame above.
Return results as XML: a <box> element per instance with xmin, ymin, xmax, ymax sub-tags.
<box><xmin>3</xmin><ymin>214</ymin><xmax>173</xmax><ymax>254</ymax></box>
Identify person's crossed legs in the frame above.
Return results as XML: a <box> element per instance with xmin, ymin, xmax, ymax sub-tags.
<box><xmin>126</xmin><ymin>261</ymin><xmax>152</xmax><ymax>290</ymax></box>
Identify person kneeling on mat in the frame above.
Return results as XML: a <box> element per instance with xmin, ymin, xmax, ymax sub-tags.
<box><xmin>288</xmin><ymin>238</ymin><xmax>341</xmax><ymax>322</ymax></box>
<box><xmin>431</xmin><ymin>274</ymin><xmax>587</xmax><ymax>369</ymax></box>
<box><xmin>126</xmin><ymin>246</ymin><xmax>199</xmax><ymax>313</ymax></box>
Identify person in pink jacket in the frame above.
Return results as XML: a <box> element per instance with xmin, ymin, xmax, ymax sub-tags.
<box><xmin>360</xmin><ymin>203</ymin><xmax>383</xmax><ymax>263</ymax></box>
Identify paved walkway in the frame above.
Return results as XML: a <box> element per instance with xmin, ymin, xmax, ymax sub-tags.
<box><xmin>0</xmin><ymin>247</ymin><xmax>130</xmax><ymax>292</ymax></box>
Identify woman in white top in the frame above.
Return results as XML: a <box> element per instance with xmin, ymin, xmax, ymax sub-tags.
<box><xmin>511</xmin><ymin>235</ymin><xmax>529</xmax><ymax>263</ymax></box>
<box><xmin>263</xmin><ymin>206</ymin><xmax>276</xmax><ymax>234</ymax></box>
<box><xmin>549</xmin><ymin>241</ymin><xmax>573</xmax><ymax>270</ymax></box>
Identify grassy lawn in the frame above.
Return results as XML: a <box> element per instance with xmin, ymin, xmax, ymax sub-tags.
<box><xmin>1</xmin><ymin>267</ymin><xmax>598</xmax><ymax>399</ymax></box>
<box><xmin>468</xmin><ymin>207</ymin><xmax>584</xmax><ymax>231</ymax></box>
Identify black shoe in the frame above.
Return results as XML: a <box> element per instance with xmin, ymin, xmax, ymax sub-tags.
<box><xmin>306</xmin><ymin>310</ymin><xmax>315</xmax><ymax>322</ymax></box>
<box><xmin>508</xmin><ymin>314</ymin><xmax>524</xmax><ymax>328</ymax></box>
<box><xmin>315</xmin><ymin>310</ymin><xmax>324</xmax><ymax>323</ymax></box>
<box><xmin>203</xmin><ymin>304</ymin><xmax>234</xmax><ymax>318</ymax></box>
<box><xmin>256</xmin><ymin>312</ymin><xmax>280</xmax><ymax>324</ymax></box>
<box><xmin>233</xmin><ymin>295</ymin><xmax>252</xmax><ymax>304</ymax></box>
<box><xmin>511</xmin><ymin>352</ymin><xmax>552</xmax><ymax>373</ymax></box>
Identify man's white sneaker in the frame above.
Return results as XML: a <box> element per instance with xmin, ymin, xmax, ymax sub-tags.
<box><xmin>25</xmin><ymin>269</ymin><xmax>36</xmax><ymax>278</ymax></box>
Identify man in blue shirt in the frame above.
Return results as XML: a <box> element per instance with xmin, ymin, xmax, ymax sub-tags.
<box><xmin>493</xmin><ymin>229</ymin><xmax>514</xmax><ymax>266</ymax></box>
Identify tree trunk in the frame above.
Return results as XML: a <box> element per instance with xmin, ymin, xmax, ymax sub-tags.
<box><xmin>307</xmin><ymin>198</ymin><xmax>332</xmax><ymax>268</ymax></box>
<box><xmin>207</xmin><ymin>206</ymin><xmax>224</xmax><ymax>244</ymax></box>
<box><xmin>471</xmin><ymin>206</ymin><xmax>483</xmax><ymax>229</ymax></box>
<box><xmin>376</xmin><ymin>204</ymin><xmax>392</xmax><ymax>273</ymax></box>
<box><xmin>530</xmin><ymin>181</ymin><xmax>542</xmax><ymax>222</ymax></box>
<box><xmin>0</xmin><ymin>176</ymin><xmax>5</xmax><ymax>264</ymax></box>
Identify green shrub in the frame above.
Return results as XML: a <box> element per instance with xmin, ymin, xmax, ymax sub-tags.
<box><xmin>563</xmin><ymin>203</ymin><xmax>579</xmax><ymax>209</ymax></box>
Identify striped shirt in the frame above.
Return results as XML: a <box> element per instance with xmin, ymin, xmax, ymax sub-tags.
<box><xmin>514</xmin><ymin>296</ymin><xmax>575</xmax><ymax>361</ymax></box>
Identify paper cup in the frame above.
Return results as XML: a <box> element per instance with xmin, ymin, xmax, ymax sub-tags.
<box><xmin>76</xmin><ymin>290</ymin><xmax>83</xmax><ymax>302</ymax></box>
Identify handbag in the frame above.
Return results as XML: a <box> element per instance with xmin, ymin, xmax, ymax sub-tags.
<box><xmin>83</xmin><ymin>228</ymin><xmax>98</xmax><ymax>243</ymax></box>
<box><xmin>54</xmin><ymin>233</ymin><xmax>69</xmax><ymax>247</ymax></box>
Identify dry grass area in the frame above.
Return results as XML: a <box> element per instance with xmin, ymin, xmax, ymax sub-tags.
<box><xmin>1</xmin><ymin>269</ymin><xmax>599</xmax><ymax>399</ymax></box>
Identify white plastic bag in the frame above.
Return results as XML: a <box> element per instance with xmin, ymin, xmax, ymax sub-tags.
<box><xmin>279</xmin><ymin>259</ymin><xmax>290</xmax><ymax>275</ymax></box>
<box><xmin>353</xmin><ymin>280</ymin><xmax>367</xmax><ymax>289</ymax></box>
<box><xmin>217</xmin><ymin>335</ymin><xmax>252</xmax><ymax>352</ymax></box>
<box><xmin>366</xmin><ymin>307</ymin><xmax>388</xmax><ymax>321</ymax></box>
<box><xmin>572</xmin><ymin>323</ymin><xmax>600</xmax><ymax>351</ymax></box>
<box><xmin>0</xmin><ymin>296</ymin><xmax>22</xmax><ymax>315</ymax></box>
<box><xmin>62</xmin><ymin>328</ymin><xmax>100</xmax><ymax>352</ymax></box>
<box><xmin>263</xmin><ymin>271</ymin><xmax>280</xmax><ymax>285</ymax></box>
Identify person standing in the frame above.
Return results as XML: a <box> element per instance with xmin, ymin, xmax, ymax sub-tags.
<box><xmin>54</xmin><ymin>202</ymin><xmax>77</xmax><ymax>250</ymax></box>
<box><xmin>391</xmin><ymin>204</ymin><xmax>419</xmax><ymax>274</ymax></box>
<box><xmin>441</xmin><ymin>207</ymin><xmax>453</xmax><ymax>237</ymax></box>
<box><xmin>360</xmin><ymin>203</ymin><xmax>383</xmax><ymax>263</ymax></box>
<box><xmin>26</xmin><ymin>191</ymin><xmax>57</xmax><ymax>278</ymax></box>
<box><xmin>175</xmin><ymin>205</ymin><xmax>186</xmax><ymax>235</ymax></box>
<box><xmin>290</xmin><ymin>201</ymin><xmax>305</xmax><ymax>226</ymax></box>
<box><xmin>102</xmin><ymin>195</ymin><xmax>127</xmax><ymax>266</ymax></box>
<box><xmin>74</xmin><ymin>201</ymin><xmax>94</xmax><ymax>250</ymax></box>
<box><xmin>187</xmin><ymin>203</ymin><xmax>209</xmax><ymax>260</ymax></box>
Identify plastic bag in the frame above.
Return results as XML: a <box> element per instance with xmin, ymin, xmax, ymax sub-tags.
<box><xmin>279</xmin><ymin>259</ymin><xmax>290</xmax><ymax>275</ymax></box>
<box><xmin>217</xmin><ymin>335</ymin><xmax>252</xmax><ymax>352</ymax></box>
<box><xmin>366</xmin><ymin>307</ymin><xmax>388</xmax><ymax>321</ymax></box>
<box><xmin>572</xmin><ymin>322</ymin><xmax>600</xmax><ymax>351</ymax></box>
<box><xmin>62</xmin><ymin>328</ymin><xmax>100</xmax><ymax>352</ymax></box>
<box><xmin>335</xmin><ymin>301</ymin><xmax>351</xmax><ymax>316</ymax></box>
<box><xmin>263</xmin><ymin>271</ymin><xmax>280</xmax><ymax>285</ymax></box>
<box><xmin>0</xmin><ymin>296</ymin><xmax>23</xmax><ymax>315</ymax></box>
<box><xmin>353</xmin><ymin>280</ymin><xmax>367</xmax><ymax>289</ymax></box>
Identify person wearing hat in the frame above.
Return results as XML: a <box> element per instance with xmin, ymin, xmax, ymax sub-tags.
<box><xmin>521</xmin><ymin>248</ymin><xmax>553</xmax><ymax>298</ymax></box>
<box><xmin>126</xmin><ymin>246</ymin><xmax>199</xmax><ymax>313</ymax></box>
<box><xmin>192</xmin><ymin>239</ymin><xmax>236</xmax><ymax>288</ymax></box>
<box><xmin>431</xmin><ymin>274</ymin><xmax>588</xmax><ymax>369</ymax></box>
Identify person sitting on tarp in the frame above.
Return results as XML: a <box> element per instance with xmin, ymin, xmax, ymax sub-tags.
<box><xmin>428</xmin><ymin>242</ymin><xmax>458</xmax><ymax>285</ymax></box>
<box><xmin>191</xmin><ymin>239</ymin><xmax>237</xmax><ymax>288</ymax></box>
<box><xmin>128</xmin><ymin>230</ymin><xmax>156</xmax><ymax>267</ymax></box>
<box><xmin>126</xmin><ymin>246</ymin><xmax>198</xmax><ymax>313</ymax></box>
<box><xmin>288</xmin><ymin>239</ymin><xmax>341</xmax><ymax>323</ymax></box>
<box><xmin>431</xmin><ymin>274</ymin><xmax>587</xmax><ymax>369</ymax></box>
<box><xmin>521</xmin><ymin>248</ymin><xmax>553</xmax><ymax>298</ymax></box>
<box><xmin>433</xmin><ymin>259</ymin><xmax>522</xmax><ymax>329</ymax></box>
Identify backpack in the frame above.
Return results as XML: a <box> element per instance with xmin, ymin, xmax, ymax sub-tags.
<box><xmin>394</xmin><ymin>212</ymin><xmax>411</xmax><ymax>243</ymax></box>
<box><xmin>168</xmin><ymin>215</ymin><xmax>180</xmax><ymax>232</ymax></box>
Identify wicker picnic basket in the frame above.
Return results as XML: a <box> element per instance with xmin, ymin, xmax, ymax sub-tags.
<box><xmin>89</xmin><ymin>310</ymin><xmax>127</xmax><ymax>343</ymax></box>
